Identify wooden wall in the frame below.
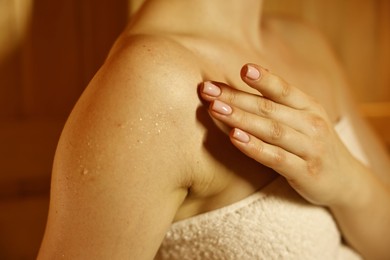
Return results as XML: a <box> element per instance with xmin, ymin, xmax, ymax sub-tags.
<box><xmin>0</xmin><ymin>0</ymin><xmax>388</xmax><ymax>258</ymax></box>
<box><xmin>0</xmin><ymin>1</ymin><xmax>128</xmax><ymax>258</ymax></box>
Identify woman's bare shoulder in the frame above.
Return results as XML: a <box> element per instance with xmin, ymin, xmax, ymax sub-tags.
<box><xmin>96</xmin><ymin>32</ymin><xmax>206</xmax><ymax>159</ymax></box>
<box><xmin>38</xmin><ymin>34</ymin><xmax>205</xmax><ymax>259</ymax></box>
<box><xmin>108</xmin><ymin>33</ymin><xmax>203</xmax><ymax>80</ymax></box>
<box><xmin>100</xmin><ymin>33</ymin><xmax>205</xmax><ymax>117</ymax></box>
<box><xmin>62</xmin><ymin>33</ymin><xmax>205</xmax><ymax>190</ymax></box>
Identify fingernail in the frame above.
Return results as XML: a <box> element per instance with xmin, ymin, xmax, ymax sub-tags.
<box><xmin>232</xmin><ymin>128</ymin><xmax>250</xmax><ymax>143</ymax></box>
<box><xmin>202</xmin><ymin>82</ymin><xmax>221</xmax><ymax>97</ymax></box>
<box><xmin>211</xmin><ymin>100</ymin><xmax>232</xmax><ymax>115</ymax></box>
<box><xmin>245</xmin><ymin>65</ymin><xmax>260</xmax><ymax>80</ymax></box>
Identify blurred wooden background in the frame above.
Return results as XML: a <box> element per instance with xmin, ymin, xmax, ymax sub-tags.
<box><xmin>0</xmin><ymin>0</ymin><xmax>389</xmax><ymax>258</ymax></box>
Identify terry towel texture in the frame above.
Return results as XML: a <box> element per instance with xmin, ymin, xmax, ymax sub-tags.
<box><xmin>156</xmin><ymin>117</ymin><xmax>365</xmax><ymax>259</ymax></box>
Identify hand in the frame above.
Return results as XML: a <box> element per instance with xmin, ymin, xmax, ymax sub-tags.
<box><xmin>199</xmin><ymin>64</ymin><xmax>366</xmax><ymax>207</ymax></box>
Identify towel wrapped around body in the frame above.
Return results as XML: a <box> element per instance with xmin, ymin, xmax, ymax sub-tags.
<box><xmin>156</xmin><ymin>117</ymin><xmax>365</xmax><ymax>260</ymax></box>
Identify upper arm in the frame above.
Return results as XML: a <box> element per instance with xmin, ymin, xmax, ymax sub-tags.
<box><xmin>38</xmin><ymin>36</ymin><xmax>202</xmax><ymax>259</ymax></box>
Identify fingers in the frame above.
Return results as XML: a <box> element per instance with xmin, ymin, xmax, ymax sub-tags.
<box><xmin>209</xmin><ymin>100</ymin><xmax>311</xmax><ymax>157</ymax></box>
<box><xmin>201</xmin><ymin>81</ymin><xmax>279</xmax><ymax>116</ymax></box>
<box><xmin>198</xmin><ymin>62</ymin><xmax>331</xmax><ymax>168</ymax></box>
<box><xmin>200</xmin><ymin>81</ymin><xmax>305</xmax><ymax>132</ymax></box>
<box><xmin>199</xmin><ymin>63</ymin><xmax>329</xmax><ymax>135</ymax></box>
<box><xmin>229</xmin><ymin>128</ymin><xmax>307</xmax><ymax>180</ymax></box>
<box><xmin>241</xmin><ymin>64</ymin><xmax>313</xmax><ymax>110</ymax></box>
<box><xmin>198</xmin><ymin>63</ymin><xmax>343</xmax><ymax>206</ymax></box>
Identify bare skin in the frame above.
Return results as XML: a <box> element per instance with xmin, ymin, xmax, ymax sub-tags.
<box><xmin>200</xmin><ymin>64</ymin><xmax>390</xmax><ymax>259</ymax></box>
<box><xmin>38</xmin><ymin>0</ymin><xmax>390</xmax><ymax>259</ymax></box>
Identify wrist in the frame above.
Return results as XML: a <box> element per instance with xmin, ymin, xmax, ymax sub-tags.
<box><xmin>327</xmin><ymin>164</ymin><xmax>390</xmax><ymax>260</ymax></box>
<box><xmin>329</xmin><ymin>162</ymin><xmax>374</xmax><ymax>212</ymax></box>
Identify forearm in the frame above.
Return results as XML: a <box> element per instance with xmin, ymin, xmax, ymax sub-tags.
<box><xmin>330</xmin><ymin>164</ymin><xmax>390</xmax><ymax>260</ymax></box>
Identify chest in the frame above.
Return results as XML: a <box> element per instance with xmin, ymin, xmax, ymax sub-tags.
<box><xmin>175</xmin><ymin>40</ymin><xmax>341</xmax><ymax>221</ymax></box>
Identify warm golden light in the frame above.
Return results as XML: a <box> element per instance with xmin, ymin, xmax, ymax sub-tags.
<box><xmin>0</xmin><ymin>0</ymin><xmax>33</xmax><ymax>63</ymax></box>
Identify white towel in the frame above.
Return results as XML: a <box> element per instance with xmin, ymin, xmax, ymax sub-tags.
<box><xmin>156</xmin><ymin>117</ymin><xmax>365</xmax><ymax>259</ymax></box>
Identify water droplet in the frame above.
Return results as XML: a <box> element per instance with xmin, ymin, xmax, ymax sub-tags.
<box><xmin>139</xmin><ymin>117</ymin><xmax>143</xmax><ymax>121</ymax></box>
<box><xmin>82</xmin><ymin>169</ymin><xmax>89</xmax><ymax>175</ymax></box>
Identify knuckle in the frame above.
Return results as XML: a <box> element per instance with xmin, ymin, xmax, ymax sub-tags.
<box><xmin>269</xmin><ymin>120</ymin><xmax>284</xmax><ymax>140</ymax></box>
<box><xmin>281</xmin><ymin>81</ymin><xmax>291</xmax><ymax>98</ymax></box>
<box><xmin>257</xmin><ymin>98</ymin><xmax>275</xmax><ymax>116</ymax></box>
<box><xmin>250</xmin><ymin>141</ymin><xmax>264</xmax><ymax>156</ymax></box>
<box><xmin>307</xmin><ymin>114</ymin><xmax>329</xmax><ymax>136</ymax></box>
<box><xmin>306</xmin><ymin>157</ymin><xmax>323</xmax><ymax>177</ymax></box>
<box><xmin>270</xmin><ymin>148</ymin><xmax>285</xmax><ymax>167</ymax></box>
<box><xmin>248</xmin><ymin>141</ymin><xmax>287</xmax><ymax>170</ymax></box>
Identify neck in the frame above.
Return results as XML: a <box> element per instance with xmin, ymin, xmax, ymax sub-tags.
<box><xmin>131</xmin><ymin>0</ymin><xmax>265</xmax><ymax>48</ymax></box>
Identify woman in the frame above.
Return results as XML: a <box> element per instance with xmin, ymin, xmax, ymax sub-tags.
<box><xmin>38</xmin><ymin>0</ymin><xmax>390</xmax><ymax>259</ymax></box>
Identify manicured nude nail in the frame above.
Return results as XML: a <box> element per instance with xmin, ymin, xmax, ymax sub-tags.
<box><xmin>245</xmin><ymin>65</ymin><xmax>260</xmax><ymax>80</ymax></box>
<box><xmin>212</xmin><ymin>100</ymin><xmax>232</xmax><ymax>115</ymax></box>
<box><xmin>202</xmin><ymin>82</ymin><xmax>221</xmax><ymax>97</ymax></box>
<box><xmin>232</xmin><ymin>128</ymin><xmax>250</xmax><ymax>143</ymax></box>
